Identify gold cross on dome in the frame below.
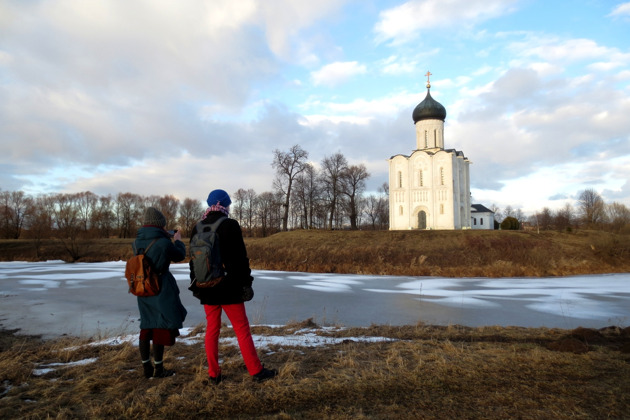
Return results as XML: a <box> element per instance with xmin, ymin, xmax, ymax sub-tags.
<box><xmin>425</xmin><ymin>71</ymin><xmax>432</xmax><ymax>84</ymax></box>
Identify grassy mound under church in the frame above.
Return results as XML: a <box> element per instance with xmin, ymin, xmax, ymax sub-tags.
<box><xmin>2</xmin><ymin>228</ymin><xmax>628</xmax><ymax>277</ymax></box>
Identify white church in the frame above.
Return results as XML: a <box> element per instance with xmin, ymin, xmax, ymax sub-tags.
<box><xmin>389</xmin><ymin>73</ymin><xmax>489</xmax><ymax>230</ymax></box>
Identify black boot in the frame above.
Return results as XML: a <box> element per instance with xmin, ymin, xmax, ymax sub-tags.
<box><xmin>154</xmin><ymin>361</ymin><xmax>175</xmax><ymax>378</ymax></box>
<box><xmin>253</xmin><ymin>367</ymin><xmax>278</xmax><ymax>383</ymax></box>
<box><xmin>142</xmin><ymin>361</ymin><xmax>154</xmax><ymax>379</ymax></box>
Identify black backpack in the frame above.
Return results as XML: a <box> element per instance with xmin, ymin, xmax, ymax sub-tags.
<box><xmin>189</xmin><ymin>217</ymin><xmax>227</xmax><ymax>288</ymax></box>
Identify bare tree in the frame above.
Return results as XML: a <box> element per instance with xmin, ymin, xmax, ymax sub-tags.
<box><xmin>24</xmin><ymin>194</ymin><xmax>54</xmax><ymax>258</ymax></box>
<box><xmin>157</xmin><ymin>195</ymin><xmax>180</xmax><ymax>228</ymax></box>
<box><xmin>178</xmin><ymin>197</ymin><xmax>204</xmax><ymax>236</ymax></box>
<box><xmin>0</xmin><ymin>190</ymin><xmax>32</xmax><ymax>239</ymax></box>
<box><xmin>92</xmin><ymin>194</ymin><xmax>115</xmax><ymax>237</ymax></box>
<box><xmin>606</xmin><ymin>202</ymin><xmax>630</xmax><ymax>232</ymax></box>
<box><xmin>539</xmin><ymin>207</ymin><xmax>553</xmax><ymax>230</ymax></box>
<box><xmin>292</xmin><ymin>163</ymin><xmax>319</xmax><ymax>229</ymax></box>
<box><xmin>489</xmin><ymin>204</ymin><xmax>503</xmax><ymax>226</ymax></box>
<box><xmin>577</xmin><ymin>188</ymin><xmax>605</xmax><ymax>227</ymax></box>
<box><xmin>75</xmin><ymin>191</ymin><xmax>98</xmax><ymax>233</ymax></box>
<box><xmin>272</xmin><ymin>145</ymin><xmax>309</xmax><ymax>231</ymax></box>
<box><xmin>341</xmin><ymin>163</ymin><xmax>370</xmax><ymax>230</ymax></box>
<box><xmin>115</xmin><ymin>192</ymin><xmax>144</xmax><ymax>238</ymax></box>
<box><xmin>232</xmin><ymin>189</ymin><xmax>248</xmax><ymax>227</ymax></box>
<box><xmin>555</xmin><ymin>203</ymin><xmax>575</xmax><ymax>232</ymax></box>
<box><xmin>319</xmin><ymin>152</ymin><xmax>348</xmax><ymax>229</ymax></box>
<box><xmin>53</xmin><ymin>193</ymin><xmax>86</xmax><ymax>260</ymax></box>
<box><xmin>377</xmin><ymin>183</ymin><xmax>389</xmax><ymax>230</ymax></box>
<box><xmin>232</xmin><ymin>188</ymin><xmax>258</xmax><ymax>236</ymax></box>
<box><xmin>255</xmin><ymin>191</ymin><xmax>281</xmax><ymax>237</ymax></box>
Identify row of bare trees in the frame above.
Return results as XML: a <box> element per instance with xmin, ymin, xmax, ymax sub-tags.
<box><xmin>0</xmin><ymin>147</ymin><xmax>389</xmax><ymax>246</ymax></box>
<box><xmin>271</xmin><ymin>145</ymin><xmax>388</xmax><ymax>231</ymax></box>
<box><xmin>489</xmin><ymin>189</ymin><xmax>630</xmax><ymax>233</ymax></box>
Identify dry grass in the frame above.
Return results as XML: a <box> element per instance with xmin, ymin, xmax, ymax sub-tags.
<box><xmin>3</xmin><ymin>229</ymin><xmax>628</xmax><ymax>278</ymax></box>
<box><xmin>2</xmin><ymin>229</ymin><xmax>629</xmax><ymax>417</ymax></box>
<box><xmin>1</xmin><ymin>322</ymin><xmax>629</xmax><ymax>419</ymax></box>
<box><xmin>245</xmin><ymin>229</ymin><xmax>630</xmax><ymax>277</ymax></box>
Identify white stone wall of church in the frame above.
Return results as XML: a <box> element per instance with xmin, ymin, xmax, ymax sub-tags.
<box><xmin>432</xmin><ymin>152</ymin><xmax>455</xmax><ymax>229</ymax></box>
<box><xmin>389</xmin><ymin>156</ymin><xmax>409</xmax><ymax>229</ymax></box>
<box><xmin>471</xmin><ymin>214</ymin><xmax>494</xmax><ymax>230</ymax></box>
<box><xmin>415</xmin><ymin>119</ymin><xmax>444</xmax><ymax>150</ymax></box>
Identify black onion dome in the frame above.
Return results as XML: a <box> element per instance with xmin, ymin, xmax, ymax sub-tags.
<box><xmin>412</xmin><ymin>88</ymin><xmax>446</xmax><ymax>123</ymax></box>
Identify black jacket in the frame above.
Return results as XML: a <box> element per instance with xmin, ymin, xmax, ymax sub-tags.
<box><xmin>188</xmin><ymin>212</ymin><xmax>253</xmax><ymax>305</ymax></box>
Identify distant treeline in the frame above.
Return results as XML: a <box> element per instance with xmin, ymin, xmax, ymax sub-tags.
<box><xmin>0</xmin><ymin>147</ymin><xmax>395</xmax><ymax>243</ymax></box>
<box><xmin>0</xmin><ymin>187</ymin><xmax>391</xmax><ymax>242</ymax></box>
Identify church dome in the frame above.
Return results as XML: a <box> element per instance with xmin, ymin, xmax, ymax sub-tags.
<box><xmin>412</xmin><ymin>87</ymin><xmax>446</xmax><ymax>123</ymax></box>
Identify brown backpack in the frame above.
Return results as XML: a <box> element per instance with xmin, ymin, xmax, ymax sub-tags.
<box><xmin>125</xmin><ymin>239</ymin><xmax>160</xmax><ymax>297</ymax></box>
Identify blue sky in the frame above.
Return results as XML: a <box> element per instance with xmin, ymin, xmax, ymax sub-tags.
<box><xmin>1</xmin><ymin>0</ymin><xmax>629</xmax><ymax>214</ymax></box>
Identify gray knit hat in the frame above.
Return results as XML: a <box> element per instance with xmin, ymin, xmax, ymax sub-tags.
<box><xmin>143</xmin><ymin>207</ymin><xmax>166</xmax><ymax>227</ymax></box>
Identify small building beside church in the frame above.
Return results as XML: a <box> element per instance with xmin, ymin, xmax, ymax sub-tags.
<box><xmin>388</xmin><ymin>75</ymin><xmax>471</xmax><ymax>230</ymax></box>
<box><xmin>471</xmin><ymin>204</ymin><xmax>495</xmax><ymax>230</ymax></box>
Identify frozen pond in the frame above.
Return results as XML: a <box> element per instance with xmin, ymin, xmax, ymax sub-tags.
<box><xmin>0</xmin><ymin>261</ymin><xmax>629</xmax><ymax>339</ymax></box>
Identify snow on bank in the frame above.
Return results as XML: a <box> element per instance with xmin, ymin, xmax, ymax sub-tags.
<box><xmin>36</xmin><ymin>326</ymin><xmax>397</xmax><ymax>377</ymax></box>
<box><xmin>84</xmin><ymin>326</ymin><xmax>396</xmax><ymax>349</ymax></box>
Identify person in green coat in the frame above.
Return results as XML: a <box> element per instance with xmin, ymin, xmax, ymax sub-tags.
<box><xmin>134</xmin><ymin>207</ymin><xmax>187</xmax><ymax>378</ymax></box>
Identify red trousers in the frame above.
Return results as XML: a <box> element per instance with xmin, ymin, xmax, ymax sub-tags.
<box><xmin>204</xmin><ymin>303</ymin><xmax>263</xmax><ymax>377</ymax></box>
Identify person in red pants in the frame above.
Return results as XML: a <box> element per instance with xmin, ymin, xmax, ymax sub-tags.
<box><xmin>188</xmin><ymin>189</ymin><xmax>277</xmax><ymax>384</ymax></box>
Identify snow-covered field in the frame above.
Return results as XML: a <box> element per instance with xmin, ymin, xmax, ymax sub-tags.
<box><xmin>1</xmin><ymin>261</ymin><xmax>629</xmax><ymax>339</ymax></box>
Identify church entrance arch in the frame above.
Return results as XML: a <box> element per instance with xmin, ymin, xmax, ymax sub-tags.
<box><xmin>418</xmin><ymin>211</ymin><xmax>427</xmax><ymax>229</ymax></box>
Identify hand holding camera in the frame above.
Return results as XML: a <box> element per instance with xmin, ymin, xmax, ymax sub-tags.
<box><xmin>168</xmin><ymin>229</ymin><xmax>181</xmax><ymax>241</ymax></box>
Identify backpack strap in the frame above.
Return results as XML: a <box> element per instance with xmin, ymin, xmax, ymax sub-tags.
<box><xmin>209</xmin><ymin>216</ymin><xmax>227</xmax><ymax>232</ymax></box>
<box><xmin>133</xmin><ymin>238</ymin><xmax>159</xmax><ymax>256</ymax></box>
<box><xmin>196</xmin><ymin>216</ymin><xmax>227</xmax><ymax>234</ymax></box>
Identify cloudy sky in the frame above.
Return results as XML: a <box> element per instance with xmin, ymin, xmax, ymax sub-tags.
<box><xmin>1</xmin><ymin>0</ymin><xmax>629</xmax><ymax>214</ymax></box>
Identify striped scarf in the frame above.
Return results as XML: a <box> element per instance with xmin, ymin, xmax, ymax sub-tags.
<box><xmin>202</xmin><ymin>204</ymin><xmax>229</xmax><ymax>219</ymax></box>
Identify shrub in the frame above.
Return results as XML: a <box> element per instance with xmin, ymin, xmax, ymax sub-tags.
<box><xmin>500</xmin><ymin>217</ymin><xmax>520</xmax><ymax>230</ymax></box>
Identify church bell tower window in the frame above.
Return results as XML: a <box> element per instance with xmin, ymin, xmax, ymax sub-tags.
<box><xmin>398</xmin><ymin>171</ymin><xmax>403</xmax><ymax>188</ymax></box>
<box><xmin>440</xmin><ymin>167</ymin><xmax>444</xmax><ymax>185</ymax></box>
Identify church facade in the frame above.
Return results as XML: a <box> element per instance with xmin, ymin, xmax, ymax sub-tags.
<box><xmin>388</xmin><ymin>76</ymin><xmax>471</xmax><ymax>230</ymax></box>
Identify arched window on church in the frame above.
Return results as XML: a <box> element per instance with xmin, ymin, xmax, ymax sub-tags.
<box><xmin>440</xmin><ymin>203</ymin><xmax>444</xmax><ymax>215</ymax></box>
<box><xmin>399</xmin><ymin>205</ymin><xmax>403</xmax><ymax>216</ymax></box>
<box><xmin>419</xmin><ymin>170</ymin><xmax>423</xmax><ymax>187</ymax></box>
<box><xmin>440</xmin><ymin>167</ymin><xmax>444</xmax><ymax>185</ymax></box>
<box><xmin>434</xmin><ymin>129</ymin><xmax>437</xmax><ymax>145</ymax></box>
<box><xmin>424</xmin><ymin>130</ymin><xmax>428</xmax><ymax>148</ymax></box>
<box><xmin>398</xmin><ymin>171</ymin><xmax>402</xmax><ymax>188</ymax></box>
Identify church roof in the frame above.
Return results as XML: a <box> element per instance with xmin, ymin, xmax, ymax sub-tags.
<box><xmin>412</xmin><ymin>86</ymin><xmax>446</xmax><ymax>123</ymax></box>
<box><xmin>471</xmin><ymin>204</ymin><xmax>494</xmax><ymax>213</ymax></box>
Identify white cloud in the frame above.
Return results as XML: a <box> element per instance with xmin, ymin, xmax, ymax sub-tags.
<box><xmin>1</xmin><ymin>0</ymin><xmax>629</xmax><ymax>216</ymax></box>
<box><xmin>374</xmin><ymin>0</ymin><xmax>519</xmax><ymax>45</ymax></box>
<box><xmin>509</xmin><ymin>36</ymin><xmax>630</xmax><ymax>68</ymax></box>
<box><xmin>57</xmin><ymin>152</ymin><xmax>274</xmax><ymax>202</ymax></box>
<box><xmin>608</xmin><ymin>2</ymin><xmax>630</xmax><ymax>18</ymax></box>
<box><xmin>379</xmin><ymin>55</ymin><xmax>419</xmax><ymax>75</ymax></box>
<box><xmin>310</xmin><ymin>61</ymin><xmax>367</xmax><ymax>87</ymax></box>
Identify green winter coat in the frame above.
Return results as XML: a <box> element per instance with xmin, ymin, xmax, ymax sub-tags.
<box><xmin>134</xmin><ymin>226</ymin><xmax>187</xmax><ymax>330</ymax></box>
